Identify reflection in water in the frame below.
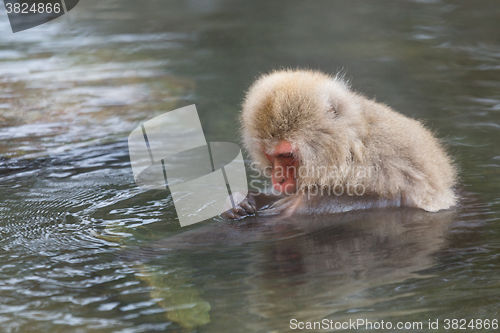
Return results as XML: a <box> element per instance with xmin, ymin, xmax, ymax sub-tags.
<box><xmin>136</xmin><ymin>265</ymin><xmax>211</xmax><ymax>329</ymax></box>
<box><xmin>118</xmin><ymin>208</ymin><xmax>453</xmax><ymax>330</ymax></box>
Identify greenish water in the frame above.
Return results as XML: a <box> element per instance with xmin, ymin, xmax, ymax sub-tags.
<box><xmin>1</xmin><ymin>0</ymin><xmax>500</xmax><ymax>332</ymax></box>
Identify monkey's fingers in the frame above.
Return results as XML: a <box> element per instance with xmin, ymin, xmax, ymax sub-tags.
<box><xmin>220</xmin><ymin>195</ymin><xmax>258</xmax><ymax>220</ymax></box>
<box><xmin>232</xmin><ymin>206</ymin><xmax>248</xmax><ymax>217</ymax></box>
<box><xmin>219</xmin><ymin>206</ymin><xmax>247</xmax><ymax>221</ymax></box>
<box><xmin>221</xmin><ymin>210</ymin><xmax>238</xmax><ymax>220</ymax></box>
<box><xmin>239</xmin><ymin>201</ymin><xmax>256</xmax><ymax>214</ymax></box>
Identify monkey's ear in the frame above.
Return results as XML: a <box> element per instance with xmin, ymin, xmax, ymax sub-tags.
<box><xmin>326</xmin><ymin>102</ymin><xmax>338</xmax><ymax>116</ymax></box>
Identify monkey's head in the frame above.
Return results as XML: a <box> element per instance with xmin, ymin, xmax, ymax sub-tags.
<box><xmin>241</xmin><ymin>69</ymin><xmax>366</xmax><ymax>195</ymax></box>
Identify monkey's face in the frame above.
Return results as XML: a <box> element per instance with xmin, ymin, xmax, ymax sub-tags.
<box><xmin>264</xmin><ymin>140</ymin><xmax>299</xmax><ymax>195</ymax></box>
<box><xmin>242</xmin><ymin>70</ymin><xmax>358</xmax><ymax>192</ymax></box>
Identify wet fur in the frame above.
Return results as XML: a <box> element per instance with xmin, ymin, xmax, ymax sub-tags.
<box><xmin>242</xmin><ymin>69</ymin><xmax>457</xmax><ymax>213</ymax></box>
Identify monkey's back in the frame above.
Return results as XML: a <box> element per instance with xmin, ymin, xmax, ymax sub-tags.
<box><xmin>359</xmin><ymin>98</ymin><xmax>456</xmax><ymax>212</ymax></box>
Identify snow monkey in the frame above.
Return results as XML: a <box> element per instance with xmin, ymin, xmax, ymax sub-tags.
<box><xmin>221</xmin><ymin>69</ymin><xmax>457</xmax><ymax>220</ymax></box>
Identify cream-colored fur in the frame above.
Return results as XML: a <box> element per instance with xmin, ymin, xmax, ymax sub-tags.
<box><xmin>241</xmin><ymin>69</ymin><xmax>456</xmax><ymax>212</ymax></box>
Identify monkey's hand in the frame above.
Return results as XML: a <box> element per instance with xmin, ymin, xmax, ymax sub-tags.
<box><xmin>220</xmin><ymin>192</ymin><xmax>257</xmax><ymax>220</ymax></box>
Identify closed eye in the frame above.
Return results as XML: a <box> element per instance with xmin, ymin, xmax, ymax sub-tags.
<box><xmin>277</xmin><ymin>153</ymin><xmax>298</xmax><ymax>164</ymax></box>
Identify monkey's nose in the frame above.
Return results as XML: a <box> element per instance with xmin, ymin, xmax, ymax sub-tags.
<box><xmin>275</xmin><ymin>175</ymin><xmax>286</xmax><ymax>184</ymax></box>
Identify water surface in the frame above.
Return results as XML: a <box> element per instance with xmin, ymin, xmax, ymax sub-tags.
<box><xmin>1</xmin><ymin>1</ymin><xmax>500</xmax><ymax>332</ymax></box>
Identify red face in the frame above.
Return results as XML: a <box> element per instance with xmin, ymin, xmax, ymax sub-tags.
<box><xmin>264</xmin><ymin>140</ymin><xmax>299</xmax><ymax>195</ymax></box>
